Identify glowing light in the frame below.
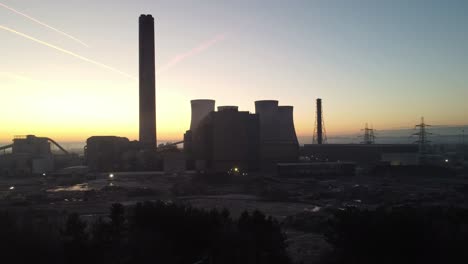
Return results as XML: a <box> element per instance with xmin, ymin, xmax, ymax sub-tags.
<box><xmin>0</xmin><ymin>25</ymin><xmax>136</xmax><ymax>80</ymax></box>
<box><xmin>445</xmin><ymin>159</ymin><xmax>449</xmax><ymax>163</ymax></box>
<box><xmin>9</xmin><ymin>186</ymin><xmax>14</xmax><ymax>190</ymax></box>
<box><xmin>0</xmin><ymin>2</ymin><xmax>89</xmax><ymax>47</ymax></box>
<box><xmin>109</xmin><ymin>173</ymin><xmax>114</xmax><ymax>179</ymax></box>
<box><xmin>234</xmin><ymin>167</ymin><xmax>239</xmax><ymax>172</ymax></box>
<box><xmin>42</xmin><ymin>173</ymin><xmax>46</xmax><ymax>176</ymax></box>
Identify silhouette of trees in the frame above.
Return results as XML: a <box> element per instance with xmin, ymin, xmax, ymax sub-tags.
<box><xmin>323</xmin><ymin>206</ymin><xmax>468</xmax><ymax>264</ymax></box>
<box><xmin>0</xmin><ymin>211</ymin><xmax>63</xmax><ymax>263</ymax></box>
<box><xmin>0</xmin><ymin>202</ymin><xmax>291</xmax><ymax>264</ymax></box>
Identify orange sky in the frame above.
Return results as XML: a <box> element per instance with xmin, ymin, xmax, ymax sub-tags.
<box><xmin>1</xmin><ymin>1</ymin><xmax>468</xmax><ymax>144</ymax></box>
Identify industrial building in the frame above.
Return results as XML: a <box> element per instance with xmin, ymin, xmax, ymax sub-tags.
<box><xmin>301</xmin><ymin>144</ymin><xmax>419</xmax><ymax>166</ymax></box>
<box><xmin>85</xmin><ymin>136</ymin><xmax>134</xmax><ymax>172</ymax></box>
<box><xmin>255</xmin><ymin>100</ymin><xmax>299</xmax><ymax>170</ymax></box>
<box><xmin>186</xmin><ymin>101</ymin><xmax>260</xmax><ymax>172</ymax></box>
<box><xmin>277</xmin><ymin>162</ymin><xmax>356</xmax><ymax>177</ymax></box>
<box><xmin>0</xmin><ymin>135</ymin><xmax>70</xmax><ymax>176</ymax></box>
<box><xmin>184</xmin><ymin>99</ymin><xmax>299</xmax><ymax>173</ymax></box>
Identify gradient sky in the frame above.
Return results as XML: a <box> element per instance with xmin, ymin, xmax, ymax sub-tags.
<box><xmin>1</xmin><ymin>0</ymin><xmax>467</xmax><ymax>144</ymax></box>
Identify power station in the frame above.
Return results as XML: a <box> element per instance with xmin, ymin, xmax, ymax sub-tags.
<box><xmin>184</xmin><ymin>100</ymin><xmax>299</xmax><ymax>173</ymax></box>
<box><xmin>0</xmin><ymin>14</ymin><xmax>451</xmax><ymax>177</ymax></box>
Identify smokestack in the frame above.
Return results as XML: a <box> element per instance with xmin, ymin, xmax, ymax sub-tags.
<box><xmin>316</xmin><ymin>98</ymin><xmax>323</xmax><ymax>144</ymax></box>
<box><xmin>190</xmin><ymin>99</ymin><xmax>215</xmax><ymax>131</ymax></box>
<box><xmin>139</xmin><ymin>14</ymin><xmax>156</xmax><ymax>149</ymax></box>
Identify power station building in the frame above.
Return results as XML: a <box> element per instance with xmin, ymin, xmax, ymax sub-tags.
<box><xmin>85</xmin><ymin>136</ymin><xmax>133</xmax><ymax>172</ymax></box>
<box><xmin>255</xmin><ymin>100</ymin><xmax>299</xmax><ymax>169</ymax></box>
<box><xmin>301</xmin><ymin>144</ymin><xmax>419</xmax><ymax>166</ymax></box>
<box><xmin>0</xmin><ymin>135</ymin><xmax>70</xmax><ymax>176</ymax></box>
<box><xmin>185</xmin><ymin>99</ymin><xmax>299</xmax><ymax>173</ymax></box>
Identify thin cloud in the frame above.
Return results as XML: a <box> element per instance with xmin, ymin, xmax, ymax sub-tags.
<box><xmin>0</xmin><ymin>25</ymin><xmax>135</xmax><ymax>80</ymax></box>
<box><xmin>0</xmin><ymin>2</ymin><xmax>89</xmax><ymax>47</ymax></box>
<box><xmin>157</xmin><ymin>34</ymin><xmax>226</xmax><ymax>74</ymax></box>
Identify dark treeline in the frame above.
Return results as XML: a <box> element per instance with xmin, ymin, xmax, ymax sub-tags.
<box><xmin>0</xmin><ymin>202</ymin><xmax>291</xmax><ymax>264</ymax></box>
<box><xmin>323</xmin><ymin>206</ymin><xmax>468</xmax><ymax>264</ymax></box>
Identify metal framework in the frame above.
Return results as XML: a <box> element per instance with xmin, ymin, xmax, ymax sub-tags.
<box><xmin>413</xmin><ymin>117</ymin><xmax>432</xmax><ymax>154</ymax></box>
<box><xmin>312</xmin><ymin>98</ymin><xmax>327</xmax><ymax>144</ymax></box>
<box><xmin>360</xmin><ymin>123</ymin><xmax>376</xmax><ymax>144</ymax></box>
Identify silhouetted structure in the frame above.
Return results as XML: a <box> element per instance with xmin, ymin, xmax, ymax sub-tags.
<box><xmin>139</xmin><ymin>14</ymin><xmax>156</xmax><ymax>149</ymax></box>
<box><xmin>190</xmin><ymin>99</ymin><xmax>215</xmax><ymax>131</ymax></box>
<box><xmin>184</xmin><ymin>99</ymin><xmax>299</xmax><ymax>172</ymax></box>
<box><xmin>301</xmin><ymin>144</ymin><xmax>419</xmax><ymax>166</ymax></box>
<box><xmin>86</xmin><ymin>136</ymin><xmax>129</xmax><ymax>171</ymax></box>
<box><xmin>313</xmin><ymin>98</ymin><xmax>327</xmax><ymax>144</ymax></box>
<box><xmin>184</xmin><ymin>100</ymin><xmax>215</xmax><ymax>170</ymax></box>
<box><xmin>361</xmin><ymin>123</ymin><xmax>376</xmax><ymax>144</ymax></box>
<box><xmin>188</xmin><ymin>101</ymin><xmax>260</xmax><ymax>172</ymax></box>
<box><xmin>0</xmin><ymin>135</ymin><xmax>71</xmax><ymax>176</ymax></box>
<box><xmin>85</xmin><ymin>136</ymin><xmax>147</xmax><ymax>171</ymax></box>
<box><xmin>414</xmin><ymin>117</ymin><xmax>431</xmax><ymax>154</ymax></box>
<box><xmin>277</xmin><ymin>162</ymin><xmax>356</xmax><ymax>177</ymax></box>
<box><xmin>255</xmin><ymin>100</ymin><xmax>299</xmax><ymax>170</ymax></box>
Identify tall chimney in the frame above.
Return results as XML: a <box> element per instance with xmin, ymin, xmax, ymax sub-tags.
<box><xmin>316</xmin><ymin>98</ymin><xmax>323</xmax><ymax>144</ymax></box>
<box><xmin>139</xmin><ymin>14</ymin><xmax>156</xmax><ymax>149</ymax></box>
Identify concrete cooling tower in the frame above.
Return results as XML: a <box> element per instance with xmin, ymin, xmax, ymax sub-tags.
<box><xmin>190</xmin><ymin>99</ymin><xmax>215</xmax><ymax>131</ymax></box>
<box><xmin>255</xmin><ymin>100</ymin><xmax>279</xmax><ymax>142</ymax></box>
<box><xmin>255</xmin><ymin>100</ymin><xmax>298</xmax><ymax>169</ymax></box>
<box><xmin>278</xmin><ymin>106</ymin><xmax>298</xmax><ymax>144</ymax></box>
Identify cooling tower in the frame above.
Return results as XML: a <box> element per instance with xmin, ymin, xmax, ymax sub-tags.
<box><xmin>255</xmin><ymin>100</ymin><xmax>279</xmax><ymax>142</ymax></box>
<box><xmin>255</xmin><ymin>100</ymin><xmax>298</xmax><ymax>168</ymax></box>
<box><xmin>278</xmin><ymin>106</ymin><xmax>298</xmax><ymax>144</ymax></box>
<box><xmin>139</xmin><ymin>14</ymin><xmax>156</xmax><ymax>149</ymax></box>
<box><xmin>190</xmin><ymin>99</ymin><xmax>215</xmax><ymax>131</ymax></box>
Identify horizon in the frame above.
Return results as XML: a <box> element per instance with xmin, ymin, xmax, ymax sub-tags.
<box><xmin>1</xmin><ymin>123</ymin><xmax>466</xmax><ymax>148</ymax></box>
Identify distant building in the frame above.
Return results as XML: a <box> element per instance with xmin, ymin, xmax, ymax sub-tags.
<box><xmin>191</xmin><ymin>105</ymin><xmax>260</xmax><ymax>172</ymax></box>
<box><xmin>85</xmin><ymin>136</ymin><xmax>161</xmax><ymax>172</ymax></box>
<box><xmin>301</xmin><ymin>144</ymin><xmax>419</xmax><ymax>167</ymax></box>
<box><xmin>0</xmin><ymin>135</ymin><xmax>70</xmax><ymax>176</ymax></box>
<box><xmin>86</xmin><ymin>136</ymin><xmax>134</xmax><ymax>172</ymax></box>
<box><xmin>255</xmin><ymin>100</ymin><xmax>299</xmax><ymax>170</ymax></box>
<box><xmin>381</xmin><ymin>153</ymin><xmax>420</xmax><ymax>166</ymax></box>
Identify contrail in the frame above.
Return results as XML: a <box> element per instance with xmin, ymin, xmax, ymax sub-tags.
<box><xmin>0</xmin><ymin>71</ymin><xmax>31</xmax><ymax>81</ymax></box>
<box><xmin>0</xmin><ymin>71</ymin><xmax>49</xmax><ymax>86</ymax></box>
<box><xmin>0</xmin><ymin>25</ymin><xmax>136</xmax><ymax>80</ymax></box>
<box><xmin>0</xmin><ymin>2</ymin><xmax>89</xmax><ymax>47</ymax></box>
<box><xmin>157</xmin><ymin>34</ymin><xmax>226</xmax><ymax>74</ymax></box>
